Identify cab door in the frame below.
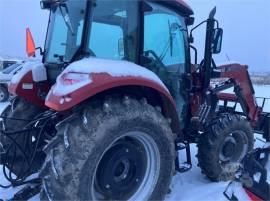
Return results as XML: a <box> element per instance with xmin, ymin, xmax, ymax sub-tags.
<box><xmin>140</xmin><ymin>2</ymin><xmax>189</xmax><ymax>126</ymax></box>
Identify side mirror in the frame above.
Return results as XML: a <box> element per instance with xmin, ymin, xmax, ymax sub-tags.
<box><xmin>40</xmin><ymin>0</ymin><xmax>51</xmax><ymax>9</ymax></box>
<box><xmin>185</xmin><ymin>17</ymin><xmax>195</xmax><ymax>26</ymax></box>
<box><xmin>26</xmin><ymin>28</ymin><xmax>36</xmax><ymax>57</ymax></box>
<box><xmin>212</xmin><ymin>28</ymin><xmax>223</xmax><ymax>54</ymax></box>
<box><xmin>40</xmin><ymin>0</ymin><xmax>63</xmax><ymax>10</ymax></box>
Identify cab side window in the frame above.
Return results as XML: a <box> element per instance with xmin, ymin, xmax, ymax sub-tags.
<box><xmin>89</xmin><ymin>22</ymin><xmax>123</xmax><ymax>60</ymax></box>
<box><xmin>143</xmin><ymin>3</ymin><xmax>186</xmax><ymax>74</ymax></box>
<box><xmin>142</xmin><ymin>3</ymin><xmax>188</xmax><ymax>126</ymax></box>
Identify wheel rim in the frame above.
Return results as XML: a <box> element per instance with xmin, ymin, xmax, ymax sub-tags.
<box><xmin>219</xmin><ymin>130</ymin><xmax>248</xmax><ymax>163</ymax></box>
<box><xmin>91</xmin><ymin>131</ymin><xmax>160</xmax><ymax>201</ymax></box>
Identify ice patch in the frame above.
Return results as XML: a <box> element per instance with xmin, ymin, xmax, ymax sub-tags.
<box><xmin>253</xmin><ymin>172</ymin><xmax>261</xmax><ymax>183</ymax></box>
<box><xmin>52</xmin><ymin>57</ymin><xmax>167</xmax><ymax>96</ymax></box>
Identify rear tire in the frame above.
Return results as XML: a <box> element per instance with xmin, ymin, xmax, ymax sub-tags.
<box><xmin>0</xmin><ymin>85</ymin><xmax>9</xmax><ymax>102</ymax></box>
<box><xmin>40</xmin><ymin>97</ymin><xmax>175</xmax><ymax>201</ymax></box>
<box><xmin>197</xmin><ymin>113</ymin><xmax>253</xmax><ymax>181</ymax></box>
<box><xmin>2</xmin><ymin>97</ymin><xmax>44</xmax><ymax>130</ymax></box>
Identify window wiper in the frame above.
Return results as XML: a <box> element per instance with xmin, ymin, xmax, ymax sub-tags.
<box><xmin>159</xmin><ymin>22</ymin><xmax>185</xmax><ymax>62</ymax></box>
<box><xmin>59</xmin><ymin>5</ymin><xmax>74</xmax><ymax>35</ymax></box>
<box><xmin>159</xmin><ymin>20</ymin><xmax>175</xmax><ymax>61</ymax></box>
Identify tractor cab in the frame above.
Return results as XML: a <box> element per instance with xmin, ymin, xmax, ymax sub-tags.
<box><xmin>28</xmin><ymin>0</ymin><xmax>222</xmax><ymax>106</ymax></box>
<box><xmin>33</xmin><ymin>0</ymin><xmax>198</xmax><ymax>126</ymax></box>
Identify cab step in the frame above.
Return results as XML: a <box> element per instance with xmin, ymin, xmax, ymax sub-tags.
<box><xmin>175</xmin><ymin>142</ymin><xmax>192</xmax><ymax>173</ymax></box>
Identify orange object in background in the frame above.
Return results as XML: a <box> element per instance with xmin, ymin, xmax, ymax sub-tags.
<box><xmin>26</xmin><ymin>28</ymin><xmax>36</xmax><ymax>57</ymax></box>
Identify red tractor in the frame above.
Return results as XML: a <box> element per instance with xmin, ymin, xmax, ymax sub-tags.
<box><xmin>0</xmin><ymin>0</ymin><xmax>269</xmax><ymax>200</ymax></box>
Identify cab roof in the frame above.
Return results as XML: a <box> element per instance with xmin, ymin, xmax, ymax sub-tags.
<box><xmin>148</xmin><ymin>0</ymin><xmax>194</xmax><ymax>16</ymax></box>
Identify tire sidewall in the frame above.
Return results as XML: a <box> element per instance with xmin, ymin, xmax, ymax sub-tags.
<box><xmin>216</xmin><ymin>120</ymin><xmax>253</xmax><ymax>158</ymax></box>
<box><xmin>198</xmin><ymin>114</ymin><xmax>254</xmax><ymax>181</ymax></box>
<box><xmin>78</xmin><ymin>116</ymin><xmax>174</xmax><ymax>200</ymax></box>
<box><xmin>213</xmin><ymin>121</ymin><xmax>252</xmax><ymax>174</ymax></box>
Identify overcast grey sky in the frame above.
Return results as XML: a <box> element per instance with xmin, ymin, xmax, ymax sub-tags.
<box><xmin>0</xmin><ymin>0</ymin><xmax>270</xmax><ymax>72</ymax></box>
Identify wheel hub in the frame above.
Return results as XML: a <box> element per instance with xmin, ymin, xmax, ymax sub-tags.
<box><xmin>96</xmin><ymin>141</ymin><xmax>147</xmax><ymax>199</ymax></box>
<box><xmin>219</xmin><ymin>131</ymin><xmax>248</xmax><ymax>163</ymax></box>
<box><xmin>114</xmin><ymin>159</ymin><xmax>130</xmax><ymax>182</ymax></box>
<box><xmin>92</xmin><ymin>132</ymin><xmax>160</xmax><ymax>201</ymax></box>
<box><xmin>222</xmin><ymin>138</ymin><xmax>236</xmax><ymax>158</ymax></box>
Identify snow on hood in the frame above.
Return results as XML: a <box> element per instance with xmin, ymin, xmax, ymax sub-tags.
<box><xmin>52</xmin><ymin>57</ymin><xmax>167</xmax><ymax>96</ymax></box>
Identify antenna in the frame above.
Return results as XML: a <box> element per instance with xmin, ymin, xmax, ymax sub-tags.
<box><xmin>209</xmin><ymin>7</ymin><xmax>217</xmax><ymax>19</ymax></box>
<box><xmin>226</xmin><ymin>54</ymin><xmax>231</xmax><ymax>61</ymax></box>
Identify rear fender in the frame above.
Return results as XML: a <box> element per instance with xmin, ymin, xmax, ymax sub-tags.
<box><xmin>45</xmin><ymin>58</ymin><xmax>180</xmax><ymax>132</ymax></box>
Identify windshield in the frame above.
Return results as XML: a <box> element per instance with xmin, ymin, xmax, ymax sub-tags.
<box><xmin>44</xmin><ymin>0</ymin><xmax>87</xmax><ymax>64</ymax></box>
<box><xmin>44</xmin><ymin>0</ymin><xmax>139</xmax><ymax>65</ymax></box>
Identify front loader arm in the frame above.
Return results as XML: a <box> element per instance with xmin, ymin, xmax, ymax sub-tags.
<box><xmin>215</xmin><ymin>63</ymin><xmax>262</xmax><ymax>123</ymax></box>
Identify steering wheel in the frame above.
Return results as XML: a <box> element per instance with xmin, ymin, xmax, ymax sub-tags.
<box><xmin>144</xmin><ymin>50</ymin><xmax>166</xmax><ymax>69</ymax></box>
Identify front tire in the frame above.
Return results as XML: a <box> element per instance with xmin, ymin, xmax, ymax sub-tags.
<box><xmin>40</xmin><ymin>97</ymin><xmax>175</xmax><ymax>201</ymax></box>
<box><xmin>197</xmin><ymin>113</ymin><xmax>253</xmax><ymax>181</ymax></box>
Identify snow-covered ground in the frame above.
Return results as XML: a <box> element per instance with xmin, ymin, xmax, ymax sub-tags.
<box><xmin>0</xmin><ymin>85</ymin><xmax>269</xmax><ymax>201</ymax></box>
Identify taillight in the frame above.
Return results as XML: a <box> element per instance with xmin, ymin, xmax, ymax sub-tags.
<box><xmin>61</xmin><ymin>72</ymin><xmax>90</xmax><ymax>85</ymax></box>
<box><xmin>52</xmin><ymin>72</ymin><xmax>91</xmax><ymax>96</ymax></box>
